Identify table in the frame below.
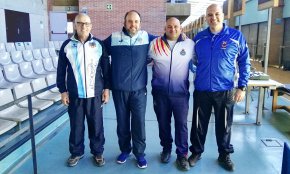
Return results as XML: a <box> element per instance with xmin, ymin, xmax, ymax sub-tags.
<box><xmin>245</xmin><ymin>79</ymin><xmax>283</xmax><ymax>125</ymax></box>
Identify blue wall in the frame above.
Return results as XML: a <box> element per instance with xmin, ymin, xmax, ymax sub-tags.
<box><xmin>283</xmin><ymin>0</ymin><xmax>290</xmax><ymax>18</ymax></box>
<box><xmin>235</xmin><ymin>0</ymin><xmax>268</xmax><ymax>26</ymax></box>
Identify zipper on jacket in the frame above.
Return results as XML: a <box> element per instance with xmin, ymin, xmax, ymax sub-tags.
<box><xmin>130</xmin><ymin>37</ymin><xmax>133</xmax><ymax>91</ymax></box>
<box><xmin>83</xmin><ymin>44</ymin><xmax>87</xmax><ymax>98</ymax></box>
<box><xmin>210</xmin><ymin>35</ymin><xmax>216</xmax><ymax>90</ymax></box>
<box><xmin>168</xmin><ymin>43</ymin><xmax>176</xmax><ymax>95</ymax></box>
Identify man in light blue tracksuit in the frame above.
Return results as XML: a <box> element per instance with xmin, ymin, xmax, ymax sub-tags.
<box><xmin>103</xmin><ymin>10</ymin><xmax>155</xmax><ymax>169</ymax></box>
<box><xmin>188</xmin><ymin>4</ymin><xmax>251</xmax><ymax>171</ymax></box>
<box><xmin>148</xmin><ymin>17</ymin><xmax>194</xmax><ymax>171</ymax></box>
<box><xmin>57</xmin><ymin>14</ymin><xmax>110</xmax><ymax>167</ymax></box>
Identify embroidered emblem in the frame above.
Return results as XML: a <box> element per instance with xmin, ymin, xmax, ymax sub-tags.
<box><xmin>180</xmin><ymin>49</ymin><xmax>186</xmax><ymax>56</ymax></box>
<box><xmin>137</xmin><ymin>37</ymin><xmax>143</xmax><ymax>43</ymax></box>
<box><xmin>72</xmin><ymin>43</ymin><xmax>77</xmax><ymax>47</ymax></box>
<box><xmin>221</xmin><ymin>41</ymin><xmax>227</xmax><ymax>49</ymax></box>
<box><xmin>89</xmin><ymin>41</ymin><xmax>96</xmax><ymax>48</ymax></box>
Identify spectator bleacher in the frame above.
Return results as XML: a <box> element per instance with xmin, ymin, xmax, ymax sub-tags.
<box><xmin>0</xmin><ymin>41</ymin><xmax>62</xmax><ymax>137</ymax></box>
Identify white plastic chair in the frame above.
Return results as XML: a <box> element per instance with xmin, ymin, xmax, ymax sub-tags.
<box><xmin>0</xmin><ymin>88</ymin><xmax>38</xmax><ymax>124</ymax></box>
<box><xmin>3</xmin><ymin>64</ymin><xmax>33</xmax><ymax>83</ymax></box>
<box><xmin>24</xmin><ymin>42</ymin><xmax>33</xmax><ymax>50</ymax></box>
<box><xmin>41</xmin><ymin>48</ymin><xmax>51</xmax><ymax>59</ymax></box>
<box><xmin>22</xmin><ymin>50</ymin><xmax>34</xmax><ymax>62</ymax></box>
<box><xmin>13</xmin><ymin>82</ymin><xmax>54</xmax><ymax>111</ymax></box>
<box><xmin>31</xmin><ymin>78</ymin><xmax>60</xmax><ymax>102</ymax></box>
<box><xmin>5</xmin><ymin>43</ymin><xmax>16</xmax><ymax>52</ymax></box>
<box><xmin>32</xmin><ymin>49</ymin><xmax>43</xmax><ymax>60</ymax></box>
<box><xmin>10</xmin><ymin>51</ymin><xmax>24</xmax><ymax>64</ymax></box>
<box><xmin>15</xmin><ymin>42</ymin><xmax>25</xmax><ymax>51</ymax></box>
<box><xmin>0</xmin><ymin>52</ymin><xmax>12</xmax><ymax>67</ymax></box>
<box><xmin>42</xmin><ymin>58</ymin><xmax>56</xmax><ymax>72</ymax></box>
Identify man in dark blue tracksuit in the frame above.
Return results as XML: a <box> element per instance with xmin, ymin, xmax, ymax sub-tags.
<box><xmin>57</xmin><ymin>14</ymin><xmax>110</xmax><ymax>167</ymax></box>
<box><xmin>188</xmin><ymin>4</ymin><xmax>251</xmax><ymax>171</ymax></box>
<box><xmin>103</xmin><ymin>10</ymin><xmax>155</xmax><ymax>169</ymax></box>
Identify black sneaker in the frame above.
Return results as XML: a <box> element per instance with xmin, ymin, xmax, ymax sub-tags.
<box><xmin>67</xmin><ymin>154</ymin><xmax>84</xmax><ymax>167</ymax></box>
<box><xmin>188</xmin><ymin>153</ymin><xmax>201</xmax><ymax>167</ymax></box>
<box><xmin>94</xmin><ymin>155</ymin><xmax>105</xmax><ymax>167</ymax></box>
<box><xmin>160</xmin><ymin>151</ymin><xmax>171</xmax><ymax>163</ymax></box>
<box><xmin>218</xmin><ymin>154</ymin><xmax>235</xmax><ymax>171</ymax></box>
<box><xmin>176</xmin><ymin>156</ymin><xmax>190</xmax><ymax>171</ymax></box>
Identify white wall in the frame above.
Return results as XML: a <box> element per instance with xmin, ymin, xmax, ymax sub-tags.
<box><xmin>0</xmin><ymin>9</ymin><xmax>7</xmax><ymax>43</ymax></box>
<box><xmin>0</xmin><ymin>0</ymin><xmax>49</xmax><ymax>48</ymax></box>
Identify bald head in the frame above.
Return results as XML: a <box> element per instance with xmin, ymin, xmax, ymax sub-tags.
<box><xmin>74</xmin><ymin>13</ymin><xmax>92</xmax><ymax>42</ymax></box>
<box><xmin>165</xmin><ymin>17</ymin><xmax>182</xmax><ymax>41</ymax></box>
<box><xmin>205</xmin><ymin>4</ymin><xmax>224</xmax><ymax>33</ymax></box>
<box><xmin>206</xmin><ymin>4</ymin><xmax>223</xmax><ymax>14</ymax></box>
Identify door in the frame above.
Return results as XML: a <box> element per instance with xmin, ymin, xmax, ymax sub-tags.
<box><xmin>49</xmin><ymin>12</ymin><xmax>68</xmax><ymax>41</ymax></box>
<box><xmin>5</xmin><ymin>10</ymin><xmax>31</xmax><ymax>42</ymax></box>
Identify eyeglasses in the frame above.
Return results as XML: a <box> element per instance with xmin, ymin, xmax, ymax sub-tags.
<box><xmin>76</xmin><ymin>22</ymin><xmax>91</xmax><ymax>27</ymax></box>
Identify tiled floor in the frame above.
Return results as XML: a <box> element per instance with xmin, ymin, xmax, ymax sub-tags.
<box><xmin>7</xmin><ymin>67</ymin><xmax>290</xmax><ymax>174</ymax></box>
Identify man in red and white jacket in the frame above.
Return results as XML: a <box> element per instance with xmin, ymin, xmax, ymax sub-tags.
<box><xmin>148</xmin><ymin>17</ymin><xmax>194</xmax><ymax>171</ymax></box>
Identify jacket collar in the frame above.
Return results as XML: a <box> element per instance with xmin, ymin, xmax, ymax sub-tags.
<box><xmin>71</xmin><ymin>33</ymin><xmax>93</xmax><ymax>43</ymax></box>
<box><xmin>206</xmin><ymin>23</ymin><xmax>229</xmax><ymax>36</ymax></box>
<box><xmin>161</xmin><ymin>33</ymin><xmax>184</xmax><ymax>43</ymax></box>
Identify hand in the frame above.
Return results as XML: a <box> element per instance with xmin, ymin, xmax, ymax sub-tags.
<box><xmin>234</xmin><ymin>89</ymin><xmax>246</xmax><ymax>102</ymax></box>
<box><xmin>61</xmin><ymin>92</ymin><xmax>69</xmax><ymax>106</ymax></box>
<box><xmin>102</xmin><ymin>89</ymin><xmax>110</xmax><ymax>104</ymax></box>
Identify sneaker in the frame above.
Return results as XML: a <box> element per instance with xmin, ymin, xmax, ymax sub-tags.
<box><xmin>116</xmin><ymin>152</ymin><xmax>130</xmax><ymax>164</ymax></box>
<box><xmin>94</xmin><ymin>155</ymin><xmax>105</xmax><ymax>167</ymax></box>
<box><xmin>188</xmin><ymin>153</ymin><xmax>201</xmax><ymax>167</ymax></box>
<box><xmin>67</xmin><ymin>154</ymin><xmax>84</xmax><ymax>167</ymax></box>
<box><xmin>136</xmin><ymin>156</ymin><xmax>147</xmax><ymax>169</ymax></box>
<box><xmin>160</xmin><ymin>151</ymin><xmax>171</xmax><ymax>163</ymax></box>
<box><xmin>218</xmin><ymin>154</ymin><xmax>235</xmax><ymax>171</ymax></box>
<box><xmin>176</xmin><ymin>156</ymin><xmax>190</xmax><ymax>171</ymax></box>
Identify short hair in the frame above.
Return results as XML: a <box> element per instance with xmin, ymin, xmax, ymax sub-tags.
<box><xmin>124</xmin><ymin>10</ymin><xmax>142</xmax><ymax>22</ymax></box>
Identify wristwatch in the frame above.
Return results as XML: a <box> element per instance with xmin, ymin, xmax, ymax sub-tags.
<box><xmin>237</xmin><ymin>86</ymin><xmax>246</xmax><ymax>91</ymax></box>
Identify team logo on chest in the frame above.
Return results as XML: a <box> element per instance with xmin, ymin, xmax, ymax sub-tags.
<box><xmin>221</xmin><ymin>41</ymin><xmax>227</xmax><ymax>49</ymax></box>
<box><xmin>180</xmin><ymin>49</ymin><xmax>186</xmax><ymax>56</ymax></box>
<box><xmin>89</xmin><ymin>41</ymin><xmax>96</xmax><ymax>48</ymax></box>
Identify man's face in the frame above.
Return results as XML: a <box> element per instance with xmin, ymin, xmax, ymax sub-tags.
<box><xmin>165</xmin><ymin>18</ymin><xmax>181</xmax><ymax>41</ymax></box>
<box><xmin>124</xmin><ymin>12</ymin><xmax>141</xmax><ymax>36</ymax></box>
<box><xmin>74</xmin><ymin>15</ymin><xmax>92</xmax><ymax>38</ymax></box>
<box><xmin>206</xmin><ymin>5</ymin><xmax>224</xmax><ymax>29</ymax></box>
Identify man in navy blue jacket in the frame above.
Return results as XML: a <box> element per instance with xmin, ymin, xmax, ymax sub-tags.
<box><xmin>103</xmin><ymin>10</ymin><xmax>155</xmax><ymax>169</ymax></box>
<box><xmin>57</xmin><ymin>13</ymin><xmax>110</xmax><ymax>167</ymax></box>
<box><xmin>188</xmin><ymin>4</ymin><xmax>250</xmax><ymax>171</ymax></box>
